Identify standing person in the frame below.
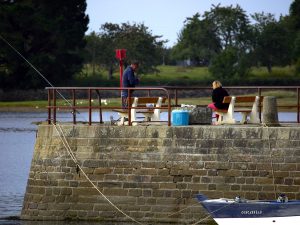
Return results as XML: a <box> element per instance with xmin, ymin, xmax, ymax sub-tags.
<box><xmin>207</xmin><ymin>80</ymin><xmax>229</xmax><ymax>121</ymax></box>
<box><xmin>121</xmin><ymin>60</ymin><xmax>140</xmax><ymax>108</ymax></box>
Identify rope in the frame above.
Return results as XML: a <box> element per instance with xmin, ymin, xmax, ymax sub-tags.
<box><xmin>1</xmin><ymin>33</ymin><xmax>143</xmax><ymax>224</ymax></box>
<box><xmin>0</xmin><ymin>35</ymin><xmax>74</xmax><ymax>108</ymax></box>
<box><xmin>190</xmin><ymin>201</ymin><xmax>236</xmax><ymax>225</ymax></box>
<box><xmin>262</xmin><ymin>123</ymin><xmax>277</xmax><ymax>199</ymax></box>
<box><xmin>191</xmin><ymin>123</ymin><xmax>279</xmax><ymax>225</ymax></box>
<box><xmin>166</xmin><ymin>202</ymin><xmax>200</xmax><ymax>218</ymax></box>
<box><xmin>52</xmin><ymin>122</ymin><xmax>144</xmax><ymax>225</ymax></box>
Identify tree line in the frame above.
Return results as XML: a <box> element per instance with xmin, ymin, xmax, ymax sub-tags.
<box><xmin>0</xmin><ymin>0</ymin><xmax>299</xmax><ymax>90</ymax></box>
<box><xmin>171</xmin><ymin>2</ymin><xmax>300</xmax><ymax>80</ymax></box>
<box><xmin>0</xmin><ymin>0</ymin><xmax>89</xmax><ymax>89</ymax></box>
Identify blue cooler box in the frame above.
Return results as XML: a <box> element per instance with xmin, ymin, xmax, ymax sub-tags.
<box><xmin>172</xmin><ymin>110</ymin><xmax>189</xmax><ymax>126</ymax></box>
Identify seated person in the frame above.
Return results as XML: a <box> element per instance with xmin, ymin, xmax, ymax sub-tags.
<box><xmin>207</xmin><ymin>80</ymin><xmax>229</xmax><ymax>121</ymax></box>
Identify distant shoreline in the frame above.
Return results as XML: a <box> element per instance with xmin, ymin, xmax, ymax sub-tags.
<box><xmin>0</xmin><ymin>106</ymin><xmax>47</xmax><ymax>112</ymax></box>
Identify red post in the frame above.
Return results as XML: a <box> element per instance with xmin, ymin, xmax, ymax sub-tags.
<box><xmin>119</xmin><ymin>59</ymin><xmax>124</xmax><ymax>88</ymax></box>
<box><xmin>115</xmin><ymin>49</ymin><xmax>127</xmax><ymax>89</ymax></box>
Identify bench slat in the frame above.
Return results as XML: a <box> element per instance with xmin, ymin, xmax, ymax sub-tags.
<box><xmin>223</xmin><ymin>96</ymin><xmax>264</xmax><ymax>104</ymax></box>
<box><xmin>128</xmin><ymin>97</ymin><xmax>166</xmax><ymax>104</ymax></box>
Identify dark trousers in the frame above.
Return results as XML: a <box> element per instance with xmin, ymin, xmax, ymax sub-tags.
<box><xmin>122</xmin><ymin>97</ymin><xmax>128</xmax><ymax>109</ymax></box>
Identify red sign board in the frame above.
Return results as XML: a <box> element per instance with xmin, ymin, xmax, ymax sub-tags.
<box><xmin>115</xmin><ymin>49</ymin><xmax>126</xmax><ymax>60</ymax></box>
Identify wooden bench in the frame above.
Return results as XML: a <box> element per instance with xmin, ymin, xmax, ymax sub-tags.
<box><xmin>215</xmin><ymin>96</ymin><xmax>263</xmax><ymax>124</ymax></box>
<box><xmin>114</xmin><ymin>97</ymin><xmax>167</xmax><ymax>125</ymax></box>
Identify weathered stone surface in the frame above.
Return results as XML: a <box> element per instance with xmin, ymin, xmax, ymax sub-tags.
<box><xmin>21</xmin><ymin>124</ymin><xmax>300</xmax><ymax>224</ymax></box>
<box><xmin>188</xmin><ymin>107</ymin><xmax>212</xmax><ymax>124</ymax></box>
<box><xmin>262</xmin><ymin>96</ymin><xmax>279</xmax><ymax>125</ymax></box>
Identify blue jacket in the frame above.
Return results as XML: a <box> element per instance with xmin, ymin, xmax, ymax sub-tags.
<box><xmin>121</xmin><ymin>66</ymin><xmax>139</xmax><ymax>97</ymax></box>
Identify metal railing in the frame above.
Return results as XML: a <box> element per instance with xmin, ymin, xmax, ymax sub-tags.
<box><xmin>46</xmin><ymin>87</ymin><xmax>171</xmax><ymax>126</ymax></box>
<box><xmin>46</xmin><ymin>86</ymin><xmax>300</xmax><ymax>125</ymax></box>
<box><xmin>163</xmin><ymin>86</ymin><xmax>300</xmax><ymax>123</ymax></box>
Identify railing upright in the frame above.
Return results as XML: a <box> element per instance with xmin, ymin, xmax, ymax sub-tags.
<box><xmin>88</xmin><ymin>89</ymin><xmax>92</xmax><ymax>125</ymax></box>
<box><xmin>297</xmin><ymin>88</ymin><xmax>300</xmax><ymax>123</ymax></box>
<box><xmin>47</xmin><ymin>89</ymin><xmax>51</xmax><ymax>125</ymax></box>
<box><xmin>258</xmin><ymin>88</ymin><xmax>262</xmax><ymax>122</ymax></box>
<box><xmin>128</xmin><ymin>89</ymin><xmax>132</xmax><ymax>126</ymax></box>
<box><xmin>72</xmin><ymin>89</ymin><xmax>76</xmax><ymax>124</ymax></box>
<box><xmin>53</xmin><ymin>89</ymin><xmax>56</xmax><ymax>124</ymax></box>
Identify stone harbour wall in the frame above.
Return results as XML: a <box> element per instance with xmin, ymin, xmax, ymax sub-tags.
<box><xmin>21</xmin><ymin>124</ymin><xmax>300</xmax><ymax>224</ymax></box>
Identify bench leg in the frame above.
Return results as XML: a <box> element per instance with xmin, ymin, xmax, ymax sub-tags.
<box><xmin>248</xmin><ymin>111</ymin><xmax>260</xmax><ymax>123</ymax></box>
<box><xmin>215</xmin><ymin>113</ymin><xmax>235</xmax><ymax>124</ymax></box>
<box><xmin>117</xmin><ymin>112</ymin><xmax>128</xmax><ymax>126</ymax></box>
<box><xmin>117</xmin><ymin>116</ymin><xmax>125</xmax><ymax>126</ymax></box>
<box><xmin>248</xmin><ymin>96</ymin><xmax>260</xmax><ymax>123</ymax></box>
<box><xmin>240</xmin><ymin>112</ymin><xmax>249</xmax><ymax>124</ymax></box>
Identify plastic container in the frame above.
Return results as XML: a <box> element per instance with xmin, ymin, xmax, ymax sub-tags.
<box><xmin>171</xmin><ymin>110</ymin><xmax>189</xmax><ymax>126</ymax></box>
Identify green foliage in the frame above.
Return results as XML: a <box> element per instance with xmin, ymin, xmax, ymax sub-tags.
<box><xmin>251</xmin><ymin>13</ymin><xmax>292</xmax><ymax>72</ymax></box>
<box><xmin>172</xmin><ymin>4</ymin><xmax>253</xmax><ymax>78</ymax></box>
<box><xmin>171</xmin><ymin>13</ymin><xmax>221</xmax><ymax>64</ymax></box>
<box><xmin>170</xmin><ymin>2</ymin><xmax>299</xmax><ymax>78</ymax></box>
<box><xmin>203</xmin><ymin>4</ymin><xmax>251</xmax><ymax>50</ymax></box>
<box><xmin>0</xmin><ymin>0</ymin><xmax>89</xmax><ymax>89</ymax></box>
<box><xmin>84</xmin><ymin>22</ymin><xmax>166</xmax><ymax>77</ymax></box>
<box><xmin>295</xmin><ymin>58</ymin><xmax>300</xmax><ymax>75</ymax></box>
<box><xmin>209</xmin><ymin>47</ymin><xmax>250</xmax><ymax>79</ymax></box>
<box><xmin>290</xmin><ymin>0</ymin><xmax>300</xmax><ymax>30</ymax></box>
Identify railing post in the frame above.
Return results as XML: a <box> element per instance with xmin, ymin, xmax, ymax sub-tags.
<box><xmin>72</xmin><ymin>89</ymin><xmax>76</xmax><ymax>124</ymax></box>
<box><xmin>88</xmin><ymin>89</ymin><xmax>92</xmax><ymax>125</ymax></box>
<box><xmin>297</xmin><ymin>88</ymin><xmax>300</xmax><ymax>123</ymax></box>
<box><xmin>96</xmin><ymin>89</ymin><xmax>103</xmax><ymax>124</ymax></box>
<box><xmin>258</xmin><ymin>87</ymin><xmax>262</xmax><ymax>122</ymax></box>
<box><xmin>48</xmin><ymin>89</ymin><xmax>51</xmax><ymax>124</ymax></box>
<box><xmin>168</xmin><ymin>96</ymin><xmax>171</xmax><ymax>126</ymax></box>
<box><xmin>128</xmin><ymin>89</ymin><xmax>132</xmax><ymax>126</ymax></box>
<box><xmin>53</xmin><ymin>89</ymin><xmax>56</xmax><ymax>124</ymax></box>
<box><xmin>175</xmin><ymin>89</ymin><xmax>178</xmax><ymax>106</ymax></box>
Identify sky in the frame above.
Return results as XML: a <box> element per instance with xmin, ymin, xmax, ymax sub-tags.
<box><xmin>86</xmin><ymin>0</ymin><xmax>294</xmax><ymax>47</ymax></box>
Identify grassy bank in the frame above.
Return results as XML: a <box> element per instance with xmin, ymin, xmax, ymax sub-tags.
<box><xmin>74</xmin><ymin>65</ymin><xmax>297</xmax><ymax>86</ymax></box>
<box><xmin>0</xmin><ymin>65</ymin><xmax>298</xmax><ymax>110</ymax></box>
<box><xmin>1</xmin><ymin>89</ymin><xmax>298</xmax><ymax>112</ymax></box>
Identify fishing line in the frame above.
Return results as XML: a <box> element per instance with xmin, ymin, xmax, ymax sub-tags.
<box><xmin>191</xmin><ymin>201</ymin><xmax>236</xmax><ymax>225</ymax></box>
<box><xmin>0</xmin><ymin>34</ymin><xmax>83</xmax><ymax>118</ymax></box>
<box><xmin>52</xmin><ymin>122</ymin><xmax>144</xmax><ymax>225</ymax></box>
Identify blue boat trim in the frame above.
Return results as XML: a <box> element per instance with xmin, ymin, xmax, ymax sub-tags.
<box><xmin>196</xmin><ymin>194</ymin><xmax>300</xmax><ymax>219</ymax></box>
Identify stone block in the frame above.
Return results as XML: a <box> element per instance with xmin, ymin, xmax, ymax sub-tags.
<box><xmin>22</xmin><ymin>124</ymin><xmax>300</xmax><ymax>223</ymax></box>
<box><xmin>103</xmin><ymin>188</ymin><xmax>128</xmax><ymax>196</ymax></box>
<box><xmin>262</xmin><ymin>96</ymin><xmax>279</xmax><ymax>126</ymax></box>
<box><xmin>128</xmin><ymin>189</ymin><xmax>142</xmax><ymax>197</ymax></box>
<box><xmin>255</xmin><ymin>177</ymin><xmax>273</xmax><ymax>184</ymax></box>
<box><xmin>188</xmin><ymin>107</ymin><xmax>212</xmax><ymax>124</ymax></box>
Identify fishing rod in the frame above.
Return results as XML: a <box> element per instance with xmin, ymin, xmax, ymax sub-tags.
<box><xmin>0</xmin><ymin>34</ymin><xmax>80</xmax><ymax>115</ymax></box>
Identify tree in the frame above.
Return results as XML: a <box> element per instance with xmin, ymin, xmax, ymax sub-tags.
<box><xmin>251</xmin><ymin>13</ymin><xmax>292</xmax><ymax>72</ymax></box>
<box><xmin>172</xmin><ymin>4</ymin><xmax>252</xmax><ymax>75</ymax></box>
<box><xmin>209</xmin><ymin>47</ymin><xmax>250</xmax><ymax>79</ymax></box>
<box><xmin>171</xmin><ymin>13</ymin><xmax>221</xmax><ymax>65</ymax></box>
<box><xmin>103</xmin><ymin>22</ymin><xmax>165</xmax><ymax>75</ymax></box>
<box><xmin>203</xmin><ymin>4</ymin><xmax>252</xmax><ymax>50</ymax></box>
<box><xmin>204</xmin><ymin>4</ymin><xmax>252</xmax><ymax>78</ymax></box>
<box><xmin>84</xmin><ymin>22</ymin><xmax>165</xmax><ymax>78</ymax></box>
<box><xmin>290</xmin><ymin>0</ymin><xmax>300</xmax><ymax>30</ymax></box>
<box><xmin>289</xmin><ymin>0</ymin><xmax>300</xmax><ymax>68</ymax></box>
<box><xmin>0</xmin><ymin>0</ymin><xmax>89</xmax><ymax>89</ymax></box>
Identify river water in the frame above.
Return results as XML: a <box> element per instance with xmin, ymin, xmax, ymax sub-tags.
<box><xmin>0</xmin><ymin>111</ymin><xmax>297</xmax><ymax>224</ymax></box>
